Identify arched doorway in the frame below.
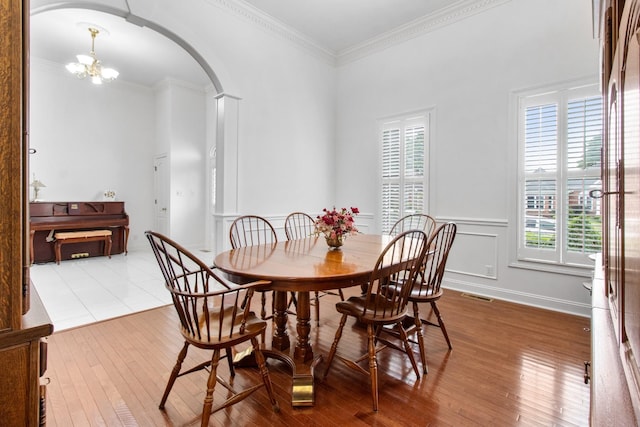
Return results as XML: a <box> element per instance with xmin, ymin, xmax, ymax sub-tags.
<box><xmin>29</xmin><ymin>4</ymin><xmax>238</xmax><ymax>250</ymax></box>
<box><xmin>28</xmin><ymin>3</ymin><xmax>241</xmax><ymax>329</ymax></box>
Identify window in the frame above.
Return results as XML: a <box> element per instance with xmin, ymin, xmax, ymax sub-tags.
<box><xmin>517</xmin><ymin>83</ymin><xmax>602</xmax><ymax>266</ymax></box>
<box><xmin>380</xmin><ymin>113</ymin><xmax>428</xmax><ymax>233</ymax></box>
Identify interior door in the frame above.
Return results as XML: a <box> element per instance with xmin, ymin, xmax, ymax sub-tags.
<box><xmin>153</xmin><ymin>154</ymin><xmax>169</xmax><ymax>235</ymax></box>
<box><xmin>623</xmin><ymin>27</ymin><xmax>640</xmax><ymax>362</ymax></box>
<box><xmin>607</xmin><ymin>72</ymin><xmax>624</xmax><ymax>340</ymax></box>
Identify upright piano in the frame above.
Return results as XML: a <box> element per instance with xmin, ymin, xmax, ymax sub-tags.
<box><xmin>30</xmin><ymin>201</ymin><xmax>129</xmax><ymax>264</ymax></box>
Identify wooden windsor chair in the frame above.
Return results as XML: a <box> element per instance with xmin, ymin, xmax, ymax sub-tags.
<box><xmin>145</xmin><ymin>231</ymin><xmax>279</xmax><ymax>427</ymax></box>
<box><xmin>389</xmin><ymin>213</ymin><xmax>437</xmax><ymax>237</ymax></box>
<box><xmin>322</xmin><ymin>229</ymin><xmax>428</xmax><ymax>411</ymax></box>
<box><xmin>380</xmin><ymin>222</ymin><xmax>457</xmax><ymax>374</ymax></box>
<box><xmin>229</xmin><ymin>215</ymin><xmax>297</xmax><ymax>321</ymax></box>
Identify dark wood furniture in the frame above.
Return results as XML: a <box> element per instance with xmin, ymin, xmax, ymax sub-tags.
<box><xmin>213</xmin><ymin>233</ymin><xmax>401</xmax><ymax>406</ymax></box>
<box><xmin>29</xmin><ymin>201</ymin><xmax>129</xmax><ymax>264</ymax></box>
<box><xmin>382</xmin><ymin>222</ymin><xmax>457</xmax><ymax>375</ymax></box>
<box><xmin>322</xmin><ymin>230</ymin><xmax>428</xmax><ymax>411</ymax></box>
<box><xmin>388</xmin><ymin>213</ymin><xmax>437</xmax><ymax>237</ymax></box>
<box><xmin>0</xmin><ymin>1</ymin><xmax>53</xmax><ymax>425</ymax></box>
<box><xmin>229</xmin><ymin>215</ymin><xmax>280</xmax><ymax>321</ymax></box>
<box><xmin>53</xmin><ymin>230</ymin><xmax>112</xmax><ymax>264</ymax></box>
<box><xmin>146</xmin><ymin>231</ymin><xmax>279</xmax><ymax>426</ymax></box>
<box><xmin>284</xmin><ymin>211</ymin><xmax>344</xmax><ymax>326</ymax></box>
<box><xmin>593</xmin><ymin>0</ymin><xmax>640</xmax><ymax>423</ymax></box>
<box><xmin>591</xmin><ymin>257</ymin><xmax>637</xmax><ymax>425</ymax></box>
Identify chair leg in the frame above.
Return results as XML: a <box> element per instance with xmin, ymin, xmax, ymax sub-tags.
<box><xmin>288</xmin><ymin>291</ymin><xmax>298</xmax><ymax>310</ymax></box>
<box><xmin>252</xmin><ymin>337</ymin><xmax>279</xmax><ymax>412</ymax></box>
<box><xmin>338</xmin><ymin>289</ymin><xmax>344</xmax><ymax>301</ymax></box>
<box><xmin>367</xmin><ymin>324</ymin><xmax>379</xmax><ymax>412</ymax></box>
<box><xmin>322</xmin><ymin>313</ymin><xmax>348</xmax><ymax>381</ymax></box>
<box><xmin>160</xmin><ymin>341</ymin><xmax>189</xmax><ymax>409</ymax></box>
<box><xmin>315</xmin><ymin>291</ymin><xmax>320</xmax><ymax>327</ymax></box>
<box><xmin>413</xmin><ymin>302</ymin><xmax>428</xmax><ymax>375</ymax></box>
<box><xmin>397</xmin><ymin>320</ymin><xmax>420</xmax><ymax>379</ymax></box>
<box><xmin>226</xmin><ymin>348</ymin><xmax>235</xmax><ymax>377</ymax></box>
<box><xmin>200</xmin><ymin>349</ymin><xmax>221</xmax><ymax>427</ymax></box>
<box><xmin>431</xmin><ymin>301</ymin><xmax>452</xmax><ymax>350</ymax></box>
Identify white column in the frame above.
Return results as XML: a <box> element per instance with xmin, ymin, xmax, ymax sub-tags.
<box><xmin>212</xmin><ymin>93</ymin><xmax>241</xmax><ymax>254</ymax></box>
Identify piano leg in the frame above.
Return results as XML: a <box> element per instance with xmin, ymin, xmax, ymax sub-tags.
<box><xmin>124</xmin><ymin>226</ymin><xmax>129</xmax><ymax>254</ymax></box>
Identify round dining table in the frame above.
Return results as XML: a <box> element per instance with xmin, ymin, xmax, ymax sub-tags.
<box><xmin>213</xmin><ymin>233</ymin><xmax>395</xmax><ymax>406</ymax></box>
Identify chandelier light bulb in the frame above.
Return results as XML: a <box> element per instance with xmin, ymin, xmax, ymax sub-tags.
<box><xmin>66</xmin><ymin>26</ymin><xmax>119</xmax><ymax>85</ymax></box>
<box><xmin>101</xmin><ymin>67</ymin><xmax>119</xmax><ymax>80</ymax></box>
<box><xmin>76</xmin><ymin>54</ymin><xmax>94</xmax><ymax>66</ymax></box>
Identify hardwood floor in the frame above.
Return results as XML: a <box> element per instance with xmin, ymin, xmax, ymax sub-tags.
<box><xmin>43</xmin><ymin>287</ymin><xmax>591</xmax><ymax>426</ymax></box>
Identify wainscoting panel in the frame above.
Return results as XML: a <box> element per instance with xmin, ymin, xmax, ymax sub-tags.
<box><xmin>446</xmin><ymin>231</ymin><xmax>498</xmax><ymax>279</ymax></box>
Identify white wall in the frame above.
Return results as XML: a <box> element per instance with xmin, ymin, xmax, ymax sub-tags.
<box><xmin>141</xmin><ymin>0</ymin><xmax>338</xmax><ymax>215</ymax></box>
<box><xmin>29</xmin><ymin>58</ymin><xmax>156</xmax><ymax>250</ymax></box>
<box><xmin>30</xmin><ymin>0</ymin><xmax>599</xmax><ymax>315</ymax></box>
<box><xmin>30</xmin><ymin>0</ymin><xmax>337</xmax><ymax>251</ymax></box>
<box><xmin>334</xmin><ymin>0</ymin><xmax>600</xmax><ymax>315</ymax></box>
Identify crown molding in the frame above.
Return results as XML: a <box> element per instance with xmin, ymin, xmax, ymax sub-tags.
<box><xmin>208</xmin><ymin>0</ymin><xmax>511</xmax><ymax>67</ymax></box>
<box><xmin>337</xmin><ymin>0</ymin><xmax>511</xmax><ymax>65</ymax></box>
<box><xmin>204</xmin><ymin>0</ymin><xmax>336</xmax><ymax>65</ymax></box>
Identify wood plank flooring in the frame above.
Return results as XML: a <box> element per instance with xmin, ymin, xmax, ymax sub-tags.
<box><xmin>43</xmin><ymin>287</ymin><xmax>591</xmax><ymax>426</ymax></box>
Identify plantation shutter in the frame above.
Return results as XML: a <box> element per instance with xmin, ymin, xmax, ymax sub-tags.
<box><xmin>565</xmin><ymin>96</ymin><xmax>602</xmax><ymax>255</ymax></box>
<box><xmin>381</xmin><ymin>114</ymin><xmax>427</xmax><ymax>233</ymax></box>
<box><xmin>523</xmin><ymin>103</ymin><xmax>558</xmax><ymax>249</ymax></box>
<box><xmin>518</xmin><ymin>83</ymin><xmax>602</xmax><ymax>266</ymax></box>
<box><xmin>382</xmin><ymin>127</ymin><xmax>401</xmax><ymax>232</ymax></box>
<box><xmin>404</xmin><ymin>124</ymin><xmax>425</xmax><ymax>215</ymax></box>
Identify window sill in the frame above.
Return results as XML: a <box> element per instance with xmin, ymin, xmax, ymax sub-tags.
<box><xmin>510</xmin><ymin>258</ymin><xmax>595</xmax><ymax>277</ymax></box>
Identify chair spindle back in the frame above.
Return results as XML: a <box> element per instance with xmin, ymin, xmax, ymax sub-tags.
<box><xmin>360</xmin><ymin>229</ymin><xmax>428</xmax><ymax>322</ymax></box>
<box><xmin>413</xmin><ymin>222</ymin><xmax>457</xmax><ymax>299</ymax></box>
<box><xmin>146</xmin><ymin>231</ymin><xmax>260</xmax><ymax>344</ymax></box>
<box><xmin>230</xmin><ymin>215</ymin><xmax>277</xmax><ymax>249</ymax></box>
<box><xmin>284</xmin><ymin>212</ymin><xmax>316</xmax><ymax>240</ymax></box>
<box><xmin>389</xmin><ymin>213</ymin><xmax>437</xmax><ymax>238</ymax></box>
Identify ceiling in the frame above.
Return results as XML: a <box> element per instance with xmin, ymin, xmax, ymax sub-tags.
<box><xmin>30</xmin><ymin>0</ymin><xmax>473</xmax><ymax>87</ymax></box>
<box><xmin>241</xmin><ymin>0</ymin><xmax>456</xmax><ymax>53</ymax></box>
<box><xmin>30</xmin><ymin>8</ymin><xmax>212</xmax><ymax>87</ymax></box>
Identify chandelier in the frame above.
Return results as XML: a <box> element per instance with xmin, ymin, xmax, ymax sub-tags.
<box><xmin>66</xmin><ymin>27</ymin><xmax>119</xmax><ymax>85</ymax></box>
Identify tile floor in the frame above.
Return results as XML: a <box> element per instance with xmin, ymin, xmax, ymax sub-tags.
<box><xmin>31</xmin><ymin>247</ymin><xmax>187</xmax><ymax>332</ymax></box>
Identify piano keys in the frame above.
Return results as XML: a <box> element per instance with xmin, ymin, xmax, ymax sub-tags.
<box><xmin>30</xmin><ymin>201</ymin><xmax>129</xmax><ymax>264</ymax></box>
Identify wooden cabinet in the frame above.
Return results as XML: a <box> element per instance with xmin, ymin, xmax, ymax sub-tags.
<box><xmin>593</xmin><ymin>0</ymin><xmax>640</xmax><ymax>423</ymax></box>
<box><xmin>0</xmin><ymin>292</ymin><xmax>52</xmax><ymax>425</ymax></box>
<box><xmin>0</xmin><ymin>0</ymin><xmax>53</xmax><ymax>425</ymax></box>
<box><xmin>591</xmin><ymin>259</ymin><xmax>637</xmax><ymax>425</ymax></box>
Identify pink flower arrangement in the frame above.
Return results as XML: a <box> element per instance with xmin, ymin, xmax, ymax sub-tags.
<box><xmin>314</xmin><ymin>207</ymin><xmax>360</xmax><ymax>240</ymax></box>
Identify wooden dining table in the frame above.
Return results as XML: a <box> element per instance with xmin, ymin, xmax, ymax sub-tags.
<box><xmin>213</xmin><ymin>233</ymin><xmax>395</xmax><ymax>406</ymax></box>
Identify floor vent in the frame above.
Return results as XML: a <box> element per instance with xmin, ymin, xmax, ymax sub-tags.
<box><xmin>461</xmin><ymin>293</ymin><xmax>493</xmax><ymax>302</ymax></box>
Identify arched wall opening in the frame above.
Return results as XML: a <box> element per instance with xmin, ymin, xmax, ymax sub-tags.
<box><xmin>29</xmin><ymin>2</ymin><xmax>239</xmax><ymax>253</ymax></box>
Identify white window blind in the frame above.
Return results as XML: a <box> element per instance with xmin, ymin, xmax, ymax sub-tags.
<box><xmin>381</xmin><ymin>114</ymin><xmax>427</xmax><ymax>233</ymax></box>
<box><xmin>518</xmin><ymin>84</ymin><xmax>602</xmax><ymax>266</ymax></box>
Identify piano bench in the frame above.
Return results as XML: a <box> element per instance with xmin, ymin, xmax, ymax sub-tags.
<box><xmin>53</xmin><ymin>230</ymin><xmax>113</xmax><ymax>265</ymax></box>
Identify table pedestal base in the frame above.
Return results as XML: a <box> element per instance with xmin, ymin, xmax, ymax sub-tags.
<box><xmin>233</xmin><ymin>348</ymin><xmax>322</xmax><ymax>406</ymax></box>
<box><xmin>234</xmin><ymin>290</ymin><xmax>322</xmax><ymax>406</ymax></box>
<box><xmin>265</xmin><ymin>350</ymin><xmax>322</xmax><ymax>406</ymax></box>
